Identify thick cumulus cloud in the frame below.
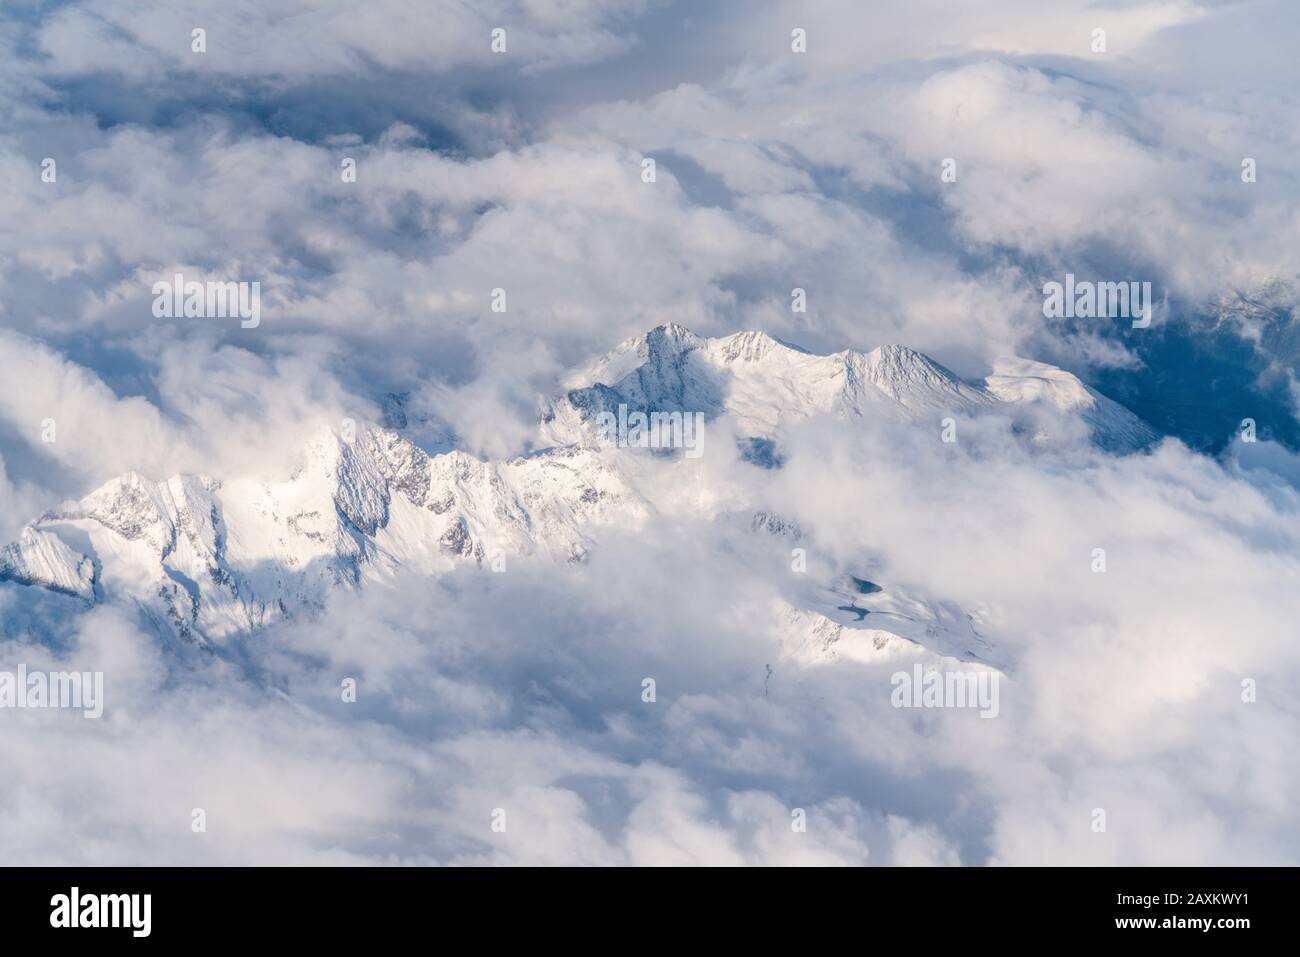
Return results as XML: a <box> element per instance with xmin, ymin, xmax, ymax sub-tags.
<box><xmin>2</xmin><ymin>423</ymin><xmax>1296</xmax><ymax>865</ymax></box>
<box><xmin>1</xmin><ymin>0</ymin><xmax>1299</xmax><ymax>864</ymax></box>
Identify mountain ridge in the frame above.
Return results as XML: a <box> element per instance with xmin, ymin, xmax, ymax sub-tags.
<box><xmin>544</xmin><ymin>323</ymin><xmax>1157</xmax><ymax>451</ymax></box>
<box><xmin>2</xmin><ymin>323</ymin><xmax>1155</xmax><ymax>663</ymax></box>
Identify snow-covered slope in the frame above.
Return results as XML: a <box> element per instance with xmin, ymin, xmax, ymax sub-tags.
<box><xmin>0</xmin><ymin>527</ymin><xmax>96</xmax><ymax>600</ymax></box>
<box><xmin>1</xmin><ymin>323</ymin><xmax>1154</xmax><ymax>656</ymax></box>
<box><xmin>780</xmin><ymin>573</ymin><xmax>997</xmax><ymax>667</ymax></box>
<box><xmin>985</xmin><ymin>356</ymin><xmax>1158</xmax><ymax>451</ymax></box>
<box><xmin>542</xmin><ymin>323</ymin><xmax>1155</xmax><ymax>451</ymax></box>
<box><xmin>5</xmin><ymin>426</ymin><xmax>650</xmax><ymax>642</ymax></box>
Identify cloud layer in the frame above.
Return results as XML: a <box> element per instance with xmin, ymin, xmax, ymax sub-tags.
<box><xmin>0</xmin><ymin>0</ymin><xmax>1297</xmax><ymax>865</ymax></box>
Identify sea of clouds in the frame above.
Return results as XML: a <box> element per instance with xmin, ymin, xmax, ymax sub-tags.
<box><xmin>0</xmin><ymin>0</ymin><xmax>1298</xmax><ymax>865</ymax></box>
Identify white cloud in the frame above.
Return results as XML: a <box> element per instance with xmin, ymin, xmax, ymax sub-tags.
<box><xmin>0</xmin><ymin>0</ymin><xmax>1297</xmax><ymax>866</ymax></box>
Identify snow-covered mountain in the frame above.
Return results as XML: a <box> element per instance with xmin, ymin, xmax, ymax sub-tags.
<box><xmin>541</xmin><ymin>323</ymin><xmax>1156</xmax><ymax>452</ymax></box>
<box><xmin>2</xmin><ymin>324</ymin><xmax>1156</xmax><ymax>663</ymax></box>
<box><xmin>1</xmin><ymin>428</ymin><xmax>650</xmax><ymax>641</ymax></box>
<box><xmin>983</xmin><ymin>356</ymin><xmax>1158</xmax><ymax>451</ymax></box>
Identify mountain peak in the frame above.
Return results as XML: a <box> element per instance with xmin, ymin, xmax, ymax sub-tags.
<box><xmin>545</xmin><ymin>324</ymin><xmax>1153</xmax><ymax>451</ymax></box>
<box><xmin>565</xmin><ymin>322</ymin><xmax>703</xmax><ymax>391</ymax></box>
<box><xmin>640</xmin><ymin>323</ymin><xmax>705</xmax><ymax>362</ymax></box>
<box><xmin>713</xmin><ymin>330</ymin><xmax>808</xmax><ymax>363</ymax></box>
<box><xmin>848</xmin><ymin>343</ymin><xmax>989</xmax><ymax>413</ymax></box>
<box><xmin>863</xmin><ymin>343</ymin><xmax>960</xmax><ymax>379</ymax></box>
<box><xmin>647</xmin><ymin>321</ymin><xmax>700</xmax><ymax>342</ymax></box>
<box><xmin>2</xmin><ymin>323</ymin><xmax>1158</xmax><ymax>650</ymax></box>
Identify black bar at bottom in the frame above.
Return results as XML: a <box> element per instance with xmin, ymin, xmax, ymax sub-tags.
<box><xmin>0</xmin><ymin>866</ymin><xmax>1279</xmax><ymax>943</ymax></box>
